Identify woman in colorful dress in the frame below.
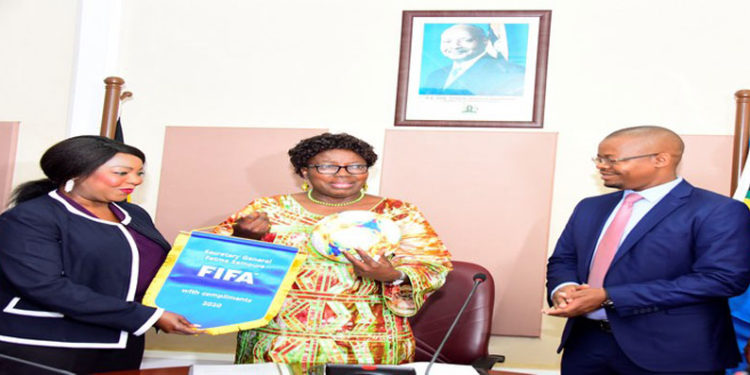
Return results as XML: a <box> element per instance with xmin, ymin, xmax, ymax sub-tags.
<box><xmin>215</xmin><ymin>132</ymin><xmax>452</xmax><ymax>369</ymax></box>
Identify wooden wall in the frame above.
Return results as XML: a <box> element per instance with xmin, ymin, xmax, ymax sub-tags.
<box><xmin>0</xmin><ymin>122</ymin><xmax>20</xmax><ymax>211</ymax></box>
<box><xmin>148</xmin><ymin>127</ymin><xmax>732</xmax><ymax>351</ymax></box>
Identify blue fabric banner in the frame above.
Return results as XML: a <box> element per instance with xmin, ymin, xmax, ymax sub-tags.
<box><xmin>143</xmin><ymin>231</ymin><xmax>305</xmax><ymax>335</ymax></box>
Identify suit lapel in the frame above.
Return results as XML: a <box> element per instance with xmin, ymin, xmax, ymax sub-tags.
<box><xmin>609</xmin><ymin>181</ymin><xmax>692</xmax><ymax>268</ymax></box>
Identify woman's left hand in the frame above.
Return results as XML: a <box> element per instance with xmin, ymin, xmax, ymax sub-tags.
<box><xmin>343</xmin><ymin>249</ymin><xmax>402</xmax><ymax>283</ymax></box>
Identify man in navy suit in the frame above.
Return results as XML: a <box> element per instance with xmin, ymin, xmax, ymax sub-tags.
<box><xmin>546</xmin><ymin>126</ymin><xmax>750</xmax><ymax>374</ymax></box>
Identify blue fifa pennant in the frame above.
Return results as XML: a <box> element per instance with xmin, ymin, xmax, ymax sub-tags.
<box><xmin>143</xmin><ymin>231</ymin><xmax>305</xmax><ymax>335</ymax></box>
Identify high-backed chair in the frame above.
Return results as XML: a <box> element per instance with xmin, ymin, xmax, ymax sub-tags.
<box><xmin>408</xmin><ymin>261</ymin><xmax>504</xmax><ymax>370</ymax></box>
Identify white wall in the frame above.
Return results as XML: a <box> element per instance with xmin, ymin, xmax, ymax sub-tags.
<box><xmin>0</xmin><ymin>0</ymin><xmax>78</xmax><ymax>189</ymax></box>
<box><xmin>3</xmin><ymin>0</ymin><xmax>750</xmax><ymax>369</ymax></box>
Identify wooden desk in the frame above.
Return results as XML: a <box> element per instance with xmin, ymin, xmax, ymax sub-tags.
<box><xmin>100</xmin><ymin>366</ymin><xmax>532</xmax><ymax>375</ymax></box>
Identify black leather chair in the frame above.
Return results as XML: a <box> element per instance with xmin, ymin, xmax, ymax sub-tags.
<box><xmin>408</xmin><ymin>261</ymin><xmax>505</xmax><ymax>371</ymax></box>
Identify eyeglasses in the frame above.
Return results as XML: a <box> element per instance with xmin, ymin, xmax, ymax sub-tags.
<box><xmin>307</xmin><ymin>164</ymin><xmax>369</xmax><ymax>175</ymax></box>
<box><xmin>591</xmin><ymin>153</ymin><xmax>659</xmax><ymax>165</ymax></box>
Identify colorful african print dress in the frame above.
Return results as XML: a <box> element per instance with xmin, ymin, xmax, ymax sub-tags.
<box><xmin>215</xmin><ymin>195</ymin><xmax>452</xmax><ymax>369</ymax></box>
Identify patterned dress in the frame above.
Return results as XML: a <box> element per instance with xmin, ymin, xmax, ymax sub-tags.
<box><xmin>215</xmin><ymin>195</ymin><xmax>452</xmax><ymax>369</ymax></box>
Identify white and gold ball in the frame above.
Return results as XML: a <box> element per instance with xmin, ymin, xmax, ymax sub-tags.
<box><xmin>310</xmin><ymin>210</ymin><xmax>401</xmax><ymax>263</ymax></box>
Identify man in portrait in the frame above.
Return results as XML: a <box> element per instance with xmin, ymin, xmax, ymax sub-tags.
<box><xmin>420</xmin><ymin>24</ymin><xmax>525</xmax><ymax>96</ymax></box>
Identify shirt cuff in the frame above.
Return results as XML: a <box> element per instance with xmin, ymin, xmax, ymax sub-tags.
<box><xmin>134</xmin><ymin>307</ymin><xmax>164</xmax><ymax>336</ymax></box>
<box><xmin>550</xmin><ymin>282</ymin><xmax>580</xmax><ymax>298</ymax></box>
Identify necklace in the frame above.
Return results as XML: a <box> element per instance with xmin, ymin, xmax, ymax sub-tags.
<box><xmin>307</xmin><ymin>189</ymin><xmax>365</xmax><ymax>207</ymax></box>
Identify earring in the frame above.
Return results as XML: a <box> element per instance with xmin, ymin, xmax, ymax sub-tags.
<box><xmin>362</xmin><ymin>183</ymin><xmax>368</xmax><ymax>192</ymax></box>
<box><xmin>64</xmin><ymin>179</ymin><xmax>75</xmax><ymax>193</ymax></box>
<box><xmin>301</xmin><ymin>181</ymin><xmax>310</xmax><ymax>192</ymax></box>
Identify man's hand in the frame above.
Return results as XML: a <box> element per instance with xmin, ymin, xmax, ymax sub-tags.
<box><xmin>545</xmin><ymin>285</ymin><xmax>607</xmax><ymax>318</ymax></box>
<box><xmin>551</xmin><ymin>284</ymin><xmax>582</xmax><ymax>309</ymax></box>
<box><xmin>342</xmin><ymin>249</ymin><xmax>402</xmax><ymax>283</ymax></box>
<box><xmin>232</xmin><ymin>212</ymin><xmax>270</xmax><ymax>240</ymax></box>
<box><xmin>155</xmin><ymin>311</ymin><xmax>203</xmax><ymax>335</ymax></box>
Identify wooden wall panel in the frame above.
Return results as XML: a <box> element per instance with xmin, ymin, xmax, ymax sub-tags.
<box><xmin>150</xmin><ymin>127</ymin><xmax>732</xmax><ymax>349</ymax></box>
<box><xmin>678</xmin><ymin>135</ymin><xmax>732</xmax><ymax>196</ymax></box>
<box><xmin>155</xmin><ymin>126</ymin><xmax>326</xmax><ymax>242</ymax></box>
<box><xmin>380</xmin><ymin>130</ymin><xmax>558</xmax><ymax>337</ymax></box>
<box><xmin>0</xmin><ymin>122</ymin><xmax>20</xmax><ymax>212</ymax></box>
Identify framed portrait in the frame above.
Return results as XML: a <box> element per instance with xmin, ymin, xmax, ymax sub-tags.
<box><xmin>394</xmin><ymin>10</ymin><xmax>551</xmax><ymax>128</ymax></box>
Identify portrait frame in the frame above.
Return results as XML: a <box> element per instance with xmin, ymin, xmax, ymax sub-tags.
<box><xmin>394</xmin><ymin>10</ymin><xmax>551</xmax><ymax>128</ymax></box>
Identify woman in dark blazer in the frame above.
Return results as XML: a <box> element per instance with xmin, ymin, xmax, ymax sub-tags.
<box><xmin>0</xmin><ymin>136</ymin><xmax>199</xmax><ymax>374</ymax></box>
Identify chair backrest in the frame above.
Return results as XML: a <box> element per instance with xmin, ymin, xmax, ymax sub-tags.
<box><xmin>408</xmin><ymin>260</ymin><xmax>495</xmax><ymax>364</ymax></box>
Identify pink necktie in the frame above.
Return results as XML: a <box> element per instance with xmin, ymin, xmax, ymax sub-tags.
<box><xmin>588</xmin><ymin>193</ymin><xmax>643</xmax><ymax>288</ymax></box>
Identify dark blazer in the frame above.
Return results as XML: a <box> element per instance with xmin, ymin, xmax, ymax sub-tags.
<box><xmin>0</xmin><ymin>190</ymin><xmax>170</xmax><ymax>348</ymax></box>
<box><xmin>421</xmin><ymin>54</ymin><xmax>525</xmax><ymax>96</ymax></box>
<box><xmin>547</xmin><ymin>180</ymin><xmax>750</xmax><ymax>372</ymax></box>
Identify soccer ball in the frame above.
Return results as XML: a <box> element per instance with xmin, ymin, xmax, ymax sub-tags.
<box><xmin>310</xmin><ymin>210</ymin><xmax>401</xmax><ymax>263</ymax></box>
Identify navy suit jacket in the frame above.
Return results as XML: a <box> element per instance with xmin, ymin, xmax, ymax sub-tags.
<box><xmin>547</xmin><ymin>180</ymin><xmax>750</xmax><ymax>372</ymax></box>
<box><xmin>0</xmin><ymin>191</ymin><xmax>170</xmax><ymax>348</ymax></box>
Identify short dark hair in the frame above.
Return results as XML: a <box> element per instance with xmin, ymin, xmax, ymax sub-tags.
<box><xmin>288</xmin><ymin>133</ymin><xmax>378</xmax><ymax>177</ymax></box>
<box><xmin>10</xmin><ymin>136</ymin><xmax>146</xmax><ymax>205</ymax></box>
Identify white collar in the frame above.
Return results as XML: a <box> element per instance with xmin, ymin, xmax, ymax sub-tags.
<box><xmin>623</xmin><ymin>177</ymin><xmax>683</xmax><ymax>204</ymax></box>
<box><xmin>49</xmin><ymin>190</ymin><xmax>131</xmax><ymax>226</ymax></box>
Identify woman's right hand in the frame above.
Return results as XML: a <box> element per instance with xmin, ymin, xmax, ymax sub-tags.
<box><xmin>155</xmin><ymin>311</ymin><xmax>203</xmax><ymax>335</ymax></box>
<box><xmin>232</xmin><ymin>211</ymin><xmax>270</xmax><ymax>240</ymax></box>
